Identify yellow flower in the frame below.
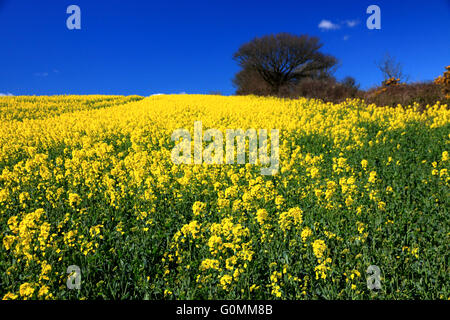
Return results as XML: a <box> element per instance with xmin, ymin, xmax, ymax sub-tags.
<box><xmin>3</xmin><ymin>235</ymin><xmax>15</xmax><ymax>250</ymax></box>
<box><xmin>345</xmin><ymin>195</ymin><xmax>354</xmax><ymax>207</ymax></box>
<box><xmin>19</xmin><ymin>283</ymin><xmax>35</xmax><ymax>298</ymax></box>
<box><xmin>356</xmin><ymin>221</ymin><xmax>365</xmax><ymax>234</ymax></box>
<box><xmin>301</xmin><ymin>227</ymin><xmax>313</xmax><ymax>242</ymax></box>
<box><xmin>7</xmin><ymin>216</ymin><xmax>19</xmax><ymax>234</ymax></box>
<box><xmin>411</xmin><ymin>247</ymin><xmax>419</xmax><ymax>258</ymax></box>
<box><xmin>2</xmin><ymin>292</ymin><xmax>18</xmax><ymax>300</ymax></box>
<box><xmin>361</xmin><ymin>159</ymin><xmax>368</xmax><ymax>170</ymax></box>
<box><xmin>314</xmin><ymin>258</ymin><xmax>331</xmax><ymax>279</ymax></box>
<box><xmin>255</xmin><ymin>209</ymin><xmax>268</xmax><ymax>225</ymax></box>
<box><xmin>68</xmin><ymin>193</ymin><xmax>81</xmax><ymax>207</ymax></box>
<box><xmin>442</xmin><ymin>151</ymin><xmax>449</xmax><ymax>162</ymax></box>
<box><xmin>368</xmin><ymin>171</ymin><xmax>377</xmax><ymax>183</ymax></box>
<box><xmin>314</xmin><ymin>188</ymin><xmax>323</xmax><ymax>198</ymax></box>
<box><xmin>0</xmin><ymin>188</ymin><xmax>9</xmax><ymax>203</ymax></box>
<box><xmin>38</xmin><ymin>286</ymin><xmax>50</xmax><ymax>298</ymax></box>
<box><xmin>180</xmin><ymin>220</ymin><xmax>200</xmax><ymax>239</ymax></box>
<box><xmin>249</xmin><ymin>284</ymin><xmax>259</xmax><ymax>292</ymax></box>
<box><xmin>192</xmin><ymin>201</ymin><xmax>206</xmax><ymax>216</ymax></box>
<box><xmin>199</xmin><ymin>259</ymin><xmax>220</xmax><ymax>271</ymax></box>
<box><xmin>278</xmin><ymin>207</ymin><xmax>303</xmax><ymax>232</ymax></box>
<box><xmin>219</xmin><ymin>274</ymin><xmax>233</xmax><ymax>290</ymax></box>
<box><xmin>275</xmin><ymin>195</ymin><xmax>285</xmax><ymax>207</ymax></box>
<box><xmin>271</xmin><ymin>284</ymin><xmax>282</xmax><ymax>297</ymax></box>
<box><xmin>164</xmin><ymin>289</ymin><xmax>172</xmax><ymax>297</ymax></box>
<box><xmin>310</xmin><ymin>167</ymin><xmax>320</xmax><ymax>178</ymax></box>
<box><xmin>312</xmin><ymin>239</ymin><xmax>327</xmax><ymax>259</ymax></box>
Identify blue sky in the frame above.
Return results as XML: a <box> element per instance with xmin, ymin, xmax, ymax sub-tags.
<box><xmin>1</xmin><ymin>0</ymin><xmax>449</xmax><ymax>96</ymax></box>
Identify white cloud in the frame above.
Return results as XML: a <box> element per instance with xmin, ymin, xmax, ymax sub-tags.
<box><xmin>318</xmin><ymin>20</ymin><xmax>340</xmax><ymax>30</ymax></box>
<box><xmin>343</xmin><ymin>35</ymin><xmax>350</xmax><ymax>41</ymax></box>
<box><xmin>345</xmin><ymin>20</ymin><xmax>359</xmax><ymax>27</ymax></box>
<box><xmin>0</xmin><ymin>92</ymin><xmax>14</xmax><ymax>96</ymax></box>
<box><xmin>318</xmin><ymin>19</ymin><xmax>359</xmax><ymax>31</ymax></box>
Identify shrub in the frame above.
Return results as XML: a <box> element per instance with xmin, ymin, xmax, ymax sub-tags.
<box><xmin>434</xmin><ymin>66</ymin><xmax>450</xmax><ymax>99</ymax></box>
<box><xmin>286</xmin><ymin>78</ymin><xmax>362</xmax><ymax>103</ymax></box>
<box><xmin>364</xmin><ymin>82</ymin><xmax>445</xmax><ymax>109</ymax></box>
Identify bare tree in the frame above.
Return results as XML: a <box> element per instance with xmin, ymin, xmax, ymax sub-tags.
<box><xmin>376</xmin><ymin>52</ymin><xmax>408</xmax><ymax>82</ymax></box>
<box><xmin>233</xmin><ymin>33</ymin><xmax>338</xmax><ymax>95</ymax></box>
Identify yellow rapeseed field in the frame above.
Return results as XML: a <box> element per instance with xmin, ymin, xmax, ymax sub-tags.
<box><xmin>0</xmin><ymin>94</ymin><xmax>448</xmax><ymax>299</ymax></box>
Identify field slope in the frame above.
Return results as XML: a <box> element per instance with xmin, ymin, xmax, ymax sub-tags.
<box><xmin>0</xmin><ymin>95</ymin><xmax>448</xmax><ymax>299</ymax></box>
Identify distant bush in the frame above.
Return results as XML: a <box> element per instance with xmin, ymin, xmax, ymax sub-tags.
<box><xmin>208</xmin><ymin>91</ymin><xmax>223</xmax><ymax>96</ymax></box>
<box><xmin>364</xmin><ymin>81</ymin><xmax>446</xmax><ymax>109</ymax></box>
<box><xmin>233</xmin><ymin>59</ymin><xmax>449</xmax><ymax>110</ymax></box>
<box><xmin>282</xmin><ymin>77</ymin><xmax>361</xmax><ymax>103</ymax></box>
<box><xmin>234</xmin><ymin>74</ymin><xmax>362</xmax><ymax>103</ymax></box>
<box><xmin>434</xmin><ymin>65</ymin><xmax>450</xmax><ymax>99</ymax></box>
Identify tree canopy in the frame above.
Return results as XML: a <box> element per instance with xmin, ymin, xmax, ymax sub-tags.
<box><xmin>233</xmin><ymin>33</ymin><xmax>338</xmax><ymax>95</ymax></box>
